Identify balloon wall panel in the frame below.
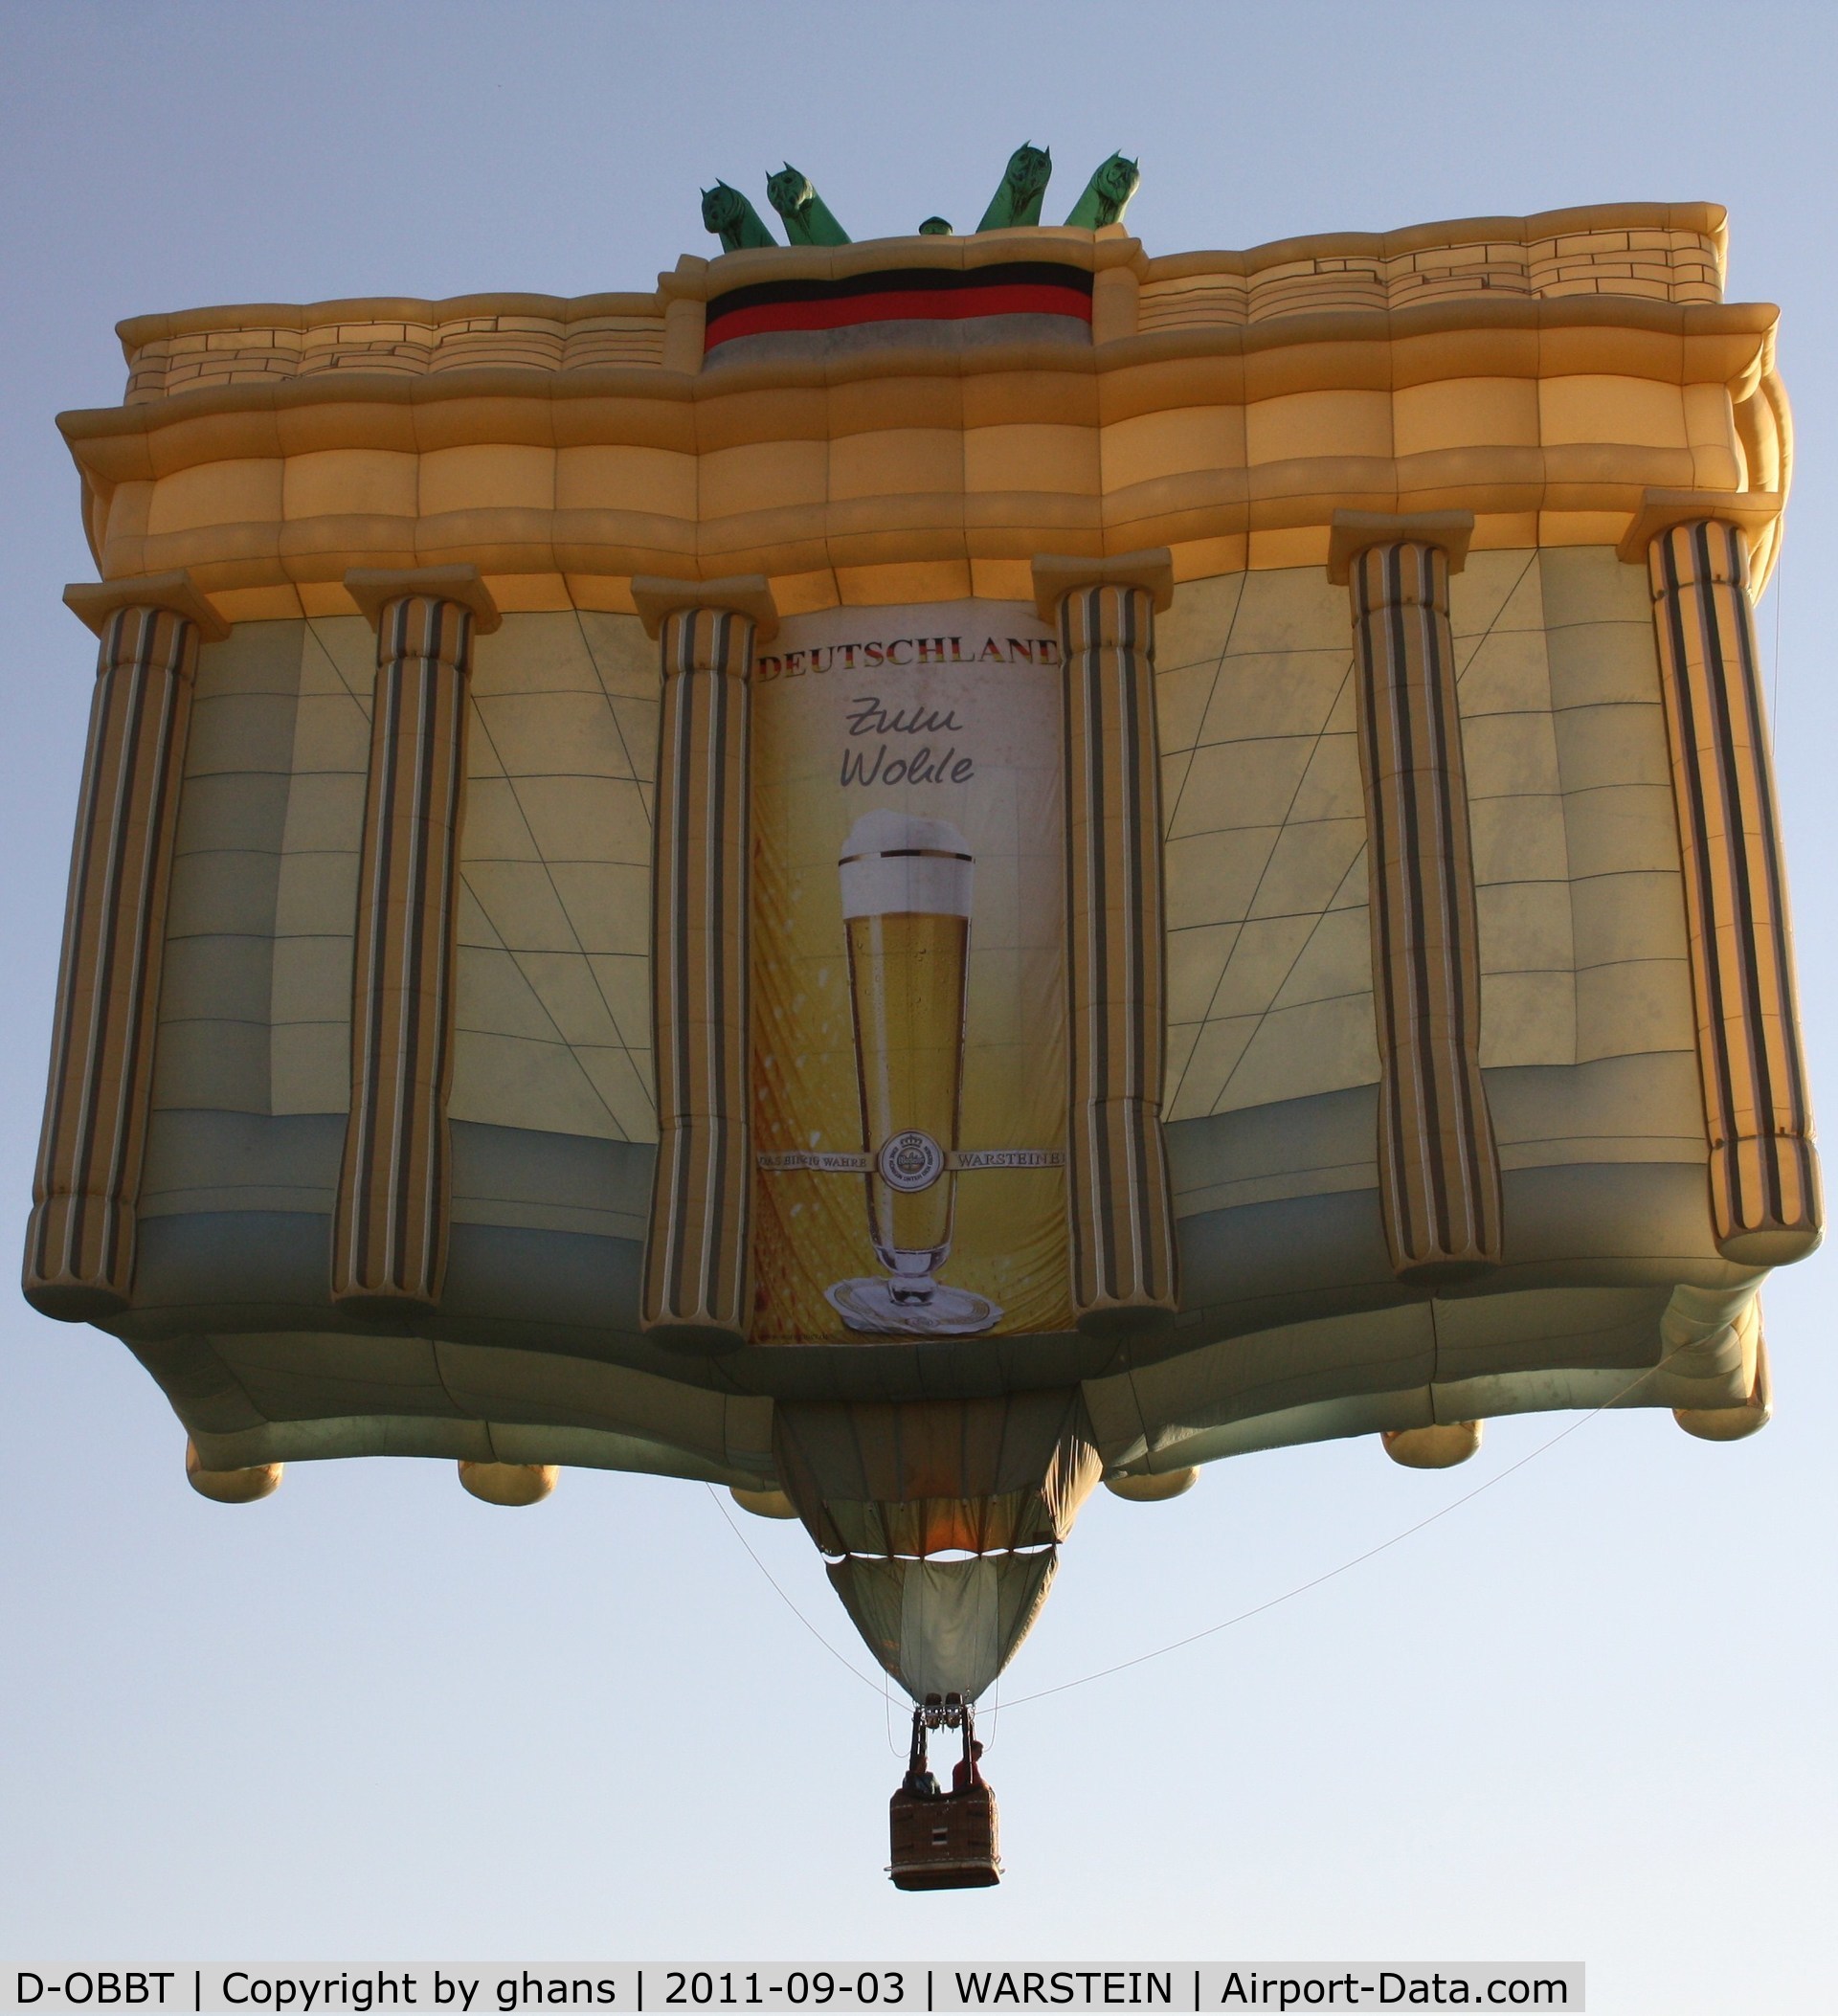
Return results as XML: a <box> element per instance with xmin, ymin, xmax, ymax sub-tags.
<box><xmin>449</xmin><ymin>610</ymin><xmax>658</xmax><ymax>1149</ymax></box>
<box><xmin>1158</xmin><ymin>564</ymin><xmax>1375</xmax><ymax>1131</ymax></box>
<box><xmin>448</xmin><ymin>1123</ymin><xmax>650</xmax><ymax>1243</ymax></box>
<box><xmin>139</xmin><ymin>1109</ymin><xmax>341</xmax><ymax>1222</ymax></box>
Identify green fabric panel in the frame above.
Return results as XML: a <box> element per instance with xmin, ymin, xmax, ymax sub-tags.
<box><xmin>138</xmin><ymin>1109</ymin><xmax>343</xmax><ymax>1219</ymax></box>
<box><xmin>1167</xmin><ymin>1086</ymin><xmax>1379</xmax><ymax>1219</ymax></box>
<box><xmin>156</xmin><ymin>623</ymin><xmax>305</xmax><ymax>1120</ymax></box>
<box><xmin>449</xmin><ymin>1120</ymin><xmax>651</xmax><ymax>1242</ymax></box>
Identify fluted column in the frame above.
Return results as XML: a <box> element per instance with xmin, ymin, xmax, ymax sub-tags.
<box><xmin>1623</xmin><ymin>491</ymin><xmax>1820</xmax><ymax>1266</ymax></box>
<box><xmin>1330</xmin><ymin>510</ymin><xmax>1502</xmax><ymax>1286</ymax></box>
<box><xmin>632</xmin><ymin>575</ymin><xmax>777</xmax><ymax>1351</ymax></box>
<box><xmin>332</xmin><ymin>566</ymin><xmax>499</xmax><ymax>1314</ymax></box>
<box><xmin>1034</xmin><ymin>550</ymin><xmax>1178</xmax><ymax>1335</ymax></box>
<box><xmin>26</xmin><ymin>572</ymin><xmax>227</xmax><ymax>1320</ymax></box>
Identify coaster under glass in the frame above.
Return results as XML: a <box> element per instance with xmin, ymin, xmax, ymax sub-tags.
<box><xmin>825</xmin><ymin>1278</ymin><xmax>1002</xmax><ymax>1337</ymax></box>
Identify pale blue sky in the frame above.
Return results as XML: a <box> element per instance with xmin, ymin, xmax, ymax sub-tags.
<box><xmin>2</xmin><ymin>5</ymin><xmax>1834</xmax><ymax>2007</ymax></box>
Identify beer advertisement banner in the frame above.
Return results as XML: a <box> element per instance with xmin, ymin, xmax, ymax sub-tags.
<box><xmin>752</xmin><ymin>601</ymin><xmax>1071</xmax><ymax>1344</ymax></box>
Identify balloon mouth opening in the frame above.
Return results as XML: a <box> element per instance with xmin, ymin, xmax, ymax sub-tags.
<box><xmin>823</xmin><ymin>1541</ymin><xmax>1057</xmax><ymax>1565</ymax></box>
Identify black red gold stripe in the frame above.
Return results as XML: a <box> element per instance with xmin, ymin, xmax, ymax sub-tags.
<box><xmin>705</xmin><ymin>262</ymin><xmax>1093</xmax><ymax>350</ymax></box>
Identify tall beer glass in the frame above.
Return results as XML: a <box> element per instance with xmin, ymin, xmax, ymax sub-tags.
<box><xmin>839</xmin><ymin>810</ymin><xmax>973</xmax><ymax>1309</ymax></box>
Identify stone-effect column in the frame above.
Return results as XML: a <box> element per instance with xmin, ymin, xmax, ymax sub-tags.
<box><xmin>1624</xmin><ymin>492</ymin><xmax>1820</xmax><ymax>1266</ymax></box>
<box><xmin>1034</xmin><ymin>550</ymin><xmax>1178</xmax><ymax>1335</ymax></box>
<box><xmin>632</xmin><ymin>575</ymin><xmax>777</xmax><ymax>1351</ymax></box>
<box><xmin>1330</xmin><ymin>510</ymin><xmax>1503</xmax><ymax>1286</ymax></box>
<box><xmin>332</xmin><ymin>566</ymin><xmax>500</xmax><ymax>1314</ymax></box>
<box><xmin>26</xmin><ymin>572</ymin><xmax>227</xmax><ymax>1320</ymax></box>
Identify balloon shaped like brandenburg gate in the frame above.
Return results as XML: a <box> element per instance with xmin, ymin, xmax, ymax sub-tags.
<box><xmin>27</xmin><ymin>172</ymin><xmax>1816</xmax><ymax>1883</ymax></box>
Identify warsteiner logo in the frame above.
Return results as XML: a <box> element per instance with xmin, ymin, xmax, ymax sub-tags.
<box><xmin>878</xmin><ymin>1130</ymin><xmax>946</xmax><ymax>1194</ymax></box>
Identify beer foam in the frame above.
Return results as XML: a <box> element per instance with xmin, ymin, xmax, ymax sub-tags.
<box><xmin>839</xmin><ymin>810</ymin><xmax>973</xmax><ymax>919</ymax></box>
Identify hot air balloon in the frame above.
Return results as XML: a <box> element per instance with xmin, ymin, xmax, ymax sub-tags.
<box><xmin>27</xmin><ymin>181</ymin><xmax>1813</xmax><ymax>1890</ymax></box>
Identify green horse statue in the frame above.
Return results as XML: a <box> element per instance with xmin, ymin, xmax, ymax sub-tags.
<box><xmin>702</xmin><ymin>181</ymin><xmax>778</xmax><ymax>253</ymax></box>
<box><xmin>766</xmin><ymin>165</ymin><xmax>851</xmax><ymax>246</ymax></box>
<box><xmin>976</xmin><ymin>144</ymin><xmax>1053</xmax><ymax>231</ymax></box>
<box><xmin>1065</xmin><ymin>153</ymin><xmax>1141</xmax><ymax>230</ymax></box>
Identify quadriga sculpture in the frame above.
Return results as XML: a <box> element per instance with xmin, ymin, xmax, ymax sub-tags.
<box><xmin>976</xmin><ymin>143</ymin><xmax>1052</xmax><ymax>231</ymax></box>
<box><xmin>766</xmin><ymin>164</ymin><xmax>851</xmax><ymax>246</ymax></box>
<box><xmin>701</xmin><ymin>180</ymin><xmax>778</xmax><ymax>253</ymax></box>
<box><xmin>1065</xmin><ymin>152</ymin><xmax>1140</xmax><ymax>229</ymax></box>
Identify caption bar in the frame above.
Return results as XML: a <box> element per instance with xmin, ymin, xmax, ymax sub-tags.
<box><xmin>4</xmin><ymin>1966</ymin><xmax>1584</xmax><ymax>2011</ymax></box>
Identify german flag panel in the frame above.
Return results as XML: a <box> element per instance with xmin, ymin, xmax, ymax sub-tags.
<box><xmin>705</xmin><ymin>262</ymin><xmax>1094</xmax><ymax>352</ymax></box>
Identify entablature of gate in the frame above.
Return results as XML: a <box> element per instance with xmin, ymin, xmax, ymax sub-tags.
<box><xmin>60</xmin><ymin>202</ymin><xmax>1786</xmax><ymax>622</ymax></box>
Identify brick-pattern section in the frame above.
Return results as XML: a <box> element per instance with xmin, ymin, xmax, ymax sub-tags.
<box><xmin>126</xmin><ymin>312</ymin><xmax>667</xmax><ymax>403</ymax></box>
<box><xmin>562</xmin><ymin>320</ymin><xmax>671</xmax><ymax>369</ymax></box>
<box><xmin>1137</xmin><ymin>226</ymin><xmax>1722</xmax><ymax>334</ymax></box>
<box><xmin>1528</xmin><ymin>227</ymin><xmax>1723</xmax><ymax>302</ymax></box>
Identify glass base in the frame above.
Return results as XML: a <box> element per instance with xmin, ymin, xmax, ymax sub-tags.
<box><xmin>825</xmin><ymin>1277</ymin><xmax>1002</xmax><ymax>1338</ymax></box>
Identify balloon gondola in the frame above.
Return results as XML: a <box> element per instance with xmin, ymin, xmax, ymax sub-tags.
<box><xmin>888</xmin><ymin>1694</ymin><xmax>999</xmax><ymax>1892</ymax></box>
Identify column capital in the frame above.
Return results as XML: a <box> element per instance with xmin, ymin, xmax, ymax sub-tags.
<box><xmin>1032</xmin><ymin>549</ymin><xmax>1173</xmax><ymax>621</ymax></box>
<box><xmin>1616</xmin><ymin>487</ymin><xmax>1782</xmax><ymax>564</ymax></box>
<box><xmin>344</xmin><ymin>564</ymin><xmax>501</xmax><ymax>634</ymax></box>
<box><xmin>632</xmin><ymin>573</ymin><xmax>778</xmax><ymax>644</ymax></box>
<box><xmin>1327</xmin><ymin>509</ymin><xmax>1473</xmax><ymax>585</ymax></box>
<box><xmin>63</xmin><ymin>570</ymin><xmax>229</xmax><ymax>642</ymax></box>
